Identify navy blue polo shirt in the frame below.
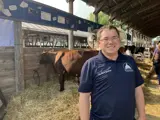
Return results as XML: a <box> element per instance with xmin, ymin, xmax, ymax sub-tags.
<box><xmin>78</xmin><ymin>51</ymin><xmax>144</xmax><ymax>120</ymax></box>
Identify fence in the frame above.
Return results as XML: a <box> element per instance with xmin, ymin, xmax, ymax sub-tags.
<box><xmin>0</xmin><ymin>47</ymin><xmax>15</xmax><ymax>100</ymax></box>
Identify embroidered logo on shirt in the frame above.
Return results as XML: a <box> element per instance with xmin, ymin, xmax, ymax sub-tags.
<box><xmin>123</xmin><ymin>63</ymin><xmax>133</xmax><ymax>72</ymax></box>
<box><xmin>97</xmin><ymin>66</ymin><xmax>112</xmax><ymax>76</ymax></box>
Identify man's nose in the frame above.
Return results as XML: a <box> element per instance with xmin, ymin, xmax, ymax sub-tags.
<box><xmin>107</xmin><ymin>39</ymin><xmax>114</xmax><ymax>44</ymax></box>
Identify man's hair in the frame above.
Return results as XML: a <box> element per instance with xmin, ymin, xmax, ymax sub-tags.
<box><xmin>96</xmin><ymin>25</ymin><xmax>120</xmax><ymax>41</ymax></box>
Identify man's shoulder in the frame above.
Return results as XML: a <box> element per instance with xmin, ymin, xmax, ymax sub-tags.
<box><xmin>120</xmin><ymin>54</ymin><xmax>136</xmax><ymax>64</ymax></box>
<box><xmin>86</xmin><ymin>54</ymin><xmax>100</xmax><ymax>63</ymax></box>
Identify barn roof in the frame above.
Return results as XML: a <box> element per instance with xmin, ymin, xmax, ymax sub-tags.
<box><xmin>22</xmin><ymin>22</ymin><xmax>91</xmax><ymax>38</ymax></box>
<box><xmin>82</xmin><ymin>0</ymin><xmax>160</xmax><ymax>38</ymax></box>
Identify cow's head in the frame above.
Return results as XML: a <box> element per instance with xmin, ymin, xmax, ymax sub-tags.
<box><xmin>39</xmin><ymin>51</ymin><xmax>56</xmax><ymax>64</ymax></box>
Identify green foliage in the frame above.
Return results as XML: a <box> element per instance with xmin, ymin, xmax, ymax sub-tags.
<box><xmin>88</xmin><ymin>12</ymin><xmax>109</xmax><ymax>25</ymax></box>
<box><xmin>88</xmin><ymin>12</ymin><xmax>127</xmax><ymax>31</ymax></box>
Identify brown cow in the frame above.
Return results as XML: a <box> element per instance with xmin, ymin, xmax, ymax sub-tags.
<box><xmin>40</xmin><ymin>49</ymin><xmax>98</xmax><ymax>91</ymax></box>
<box><xmin>119</xmin><ymin>47</ymin><xmax>125</xmax><ymax>54</ymax></box>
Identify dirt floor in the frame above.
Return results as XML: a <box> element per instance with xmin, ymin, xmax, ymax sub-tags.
<box><xmin>137</xmin><ymin>59</ymin><xmax>160</xmax><ymax>120</ymax></box>
<box><xmin>3</xmin><ymin>59</ymin><xmax>160</xmax><ymax>120</ymax></box>
<box><xmin>144</xmin><ymin>83</ymin><xmax>160</xmax><ymax>120</ymax></box>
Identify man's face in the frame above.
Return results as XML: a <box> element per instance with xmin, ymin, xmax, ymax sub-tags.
<box><xmin>98</xmin><ymin>29</ymin><xmax>120</xmax><ymax>55</ymax></box>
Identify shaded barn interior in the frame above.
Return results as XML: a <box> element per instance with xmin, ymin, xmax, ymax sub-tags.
<box><xmin>82</xmin><ymin>0</ymin><xmax>160</xmax><ymax>38</ymax></box>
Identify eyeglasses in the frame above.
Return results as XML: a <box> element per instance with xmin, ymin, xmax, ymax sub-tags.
<box><xmin>100</xmin><ymin>36</ymin><xmax>119</xmax><ymax>42</ymax></box>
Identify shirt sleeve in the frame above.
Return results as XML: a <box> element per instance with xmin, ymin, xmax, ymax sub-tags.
<box><xmin>154</xmin><ymin>48</ymin><xmax>158</xmax><ymax>54</ymax></box>
<box><xmin>78</xmin><ymin>60</ymin><xmax>93</xmax><ymax>93</ymax></box>
<box><xmin>132</xmin><ymin>59</ymin><xmax>144</xmax><ymax>88</ymax></box>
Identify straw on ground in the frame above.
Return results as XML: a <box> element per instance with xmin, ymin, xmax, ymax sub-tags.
<box><xmin>4</xmin><ymin>59</ymin><xmax>160</xmax><ymax>120</ymax></box>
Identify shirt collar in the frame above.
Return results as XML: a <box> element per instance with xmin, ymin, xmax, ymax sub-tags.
<box><xmin>98</xmin><ymin>50</ymin><xmax>126</xmax><ymax>62</ymax></box>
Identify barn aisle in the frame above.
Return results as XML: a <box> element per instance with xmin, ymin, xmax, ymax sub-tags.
<box><xmin>137</xmin><ymin>59</ymin><xmax>160</xmax><ymax>120</ymax></box>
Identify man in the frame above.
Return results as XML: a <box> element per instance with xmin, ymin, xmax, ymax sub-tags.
<box><xmin>152</xmin><ymin>42</ymin><xmax>160</xmax><ymax>60</ymax></box>
<box><xmin>153</xmin><ymin>42</ymin><xmax>160</xmax><ymax>89</ymax></box>
<box><xmin>146</xmin><ymin>41</ymin><xmax>160</xmax><ymax>84</ymax></box>
<box><xmin>78</xmin><ymin>25</ymin><xmax>146</xmax><ymax>120</ymax></box>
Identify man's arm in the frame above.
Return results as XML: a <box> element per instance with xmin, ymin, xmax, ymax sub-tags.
<box><xmin>79</xmin><ymin>92</ymin><xmax>91</xmax><ymax>120</ymax></box>
<box><xmin>135</xmin><ymin>86</ymin><xmax>146</xmax><ymax>120</ymax></box>
<box><xmin>154</xmin><ymin>53</ymin><xmax>159</xmax><ymax>61</ymax></box>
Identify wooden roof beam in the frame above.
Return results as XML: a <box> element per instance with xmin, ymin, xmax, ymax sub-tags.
<box><xmin>119</xmin><ymin>13</ymin><xmax>141</xmax><ymax>27</ymax></box>
<box><xmin>142</xmin><ymin>10</ymin><xmax>160</xmax><ymax>19</ymax></box>
<box><xmin>113</xmin><ymin>0</ymin><xmax>118</xmax><ymax>4</ymax></box>
<box><xmin>121</xmin><ymin>18</ymin><xmax>130</xmax><ymax>26</ymax></box>
<box><xmin>120</xmin><ymin>7</ymin><xmax>160</xmax><ymax>27</ymax></box>
<box><xmin>111</xmin><ymin>1</ymin><xmax>158</xmax><ymax>24</ymax></box>
<box><xmin>137</xmin><ymin>3</ymin><xmax>160</xmax><ymax>14</ymax></box>
<box><xmin>143</xmin><ymin>26</ymin><xmax>160</xmax><ymax>33</ymax></box>
<box><xmin>110</xmin><ymin>12</ymin><xmax>118</xmax><ymax>21</ymax></box>
<box><xmin>126</xmin><ymin>23</ymin><xmax>137</xmax><ymax>30</ymax></box>
<box><xmin>138</xmin><ymin>7</ymin><xmax>160</xmax><ymax>19</ymax></box>
<box><xmin>93</xmin><ymin>0</ymin><xmax>107</xmax><ymax>14</ymax></box>
<box><xmin>140</xmin><ymin>22</ymin><xmax>160</xmax><ymax>31</ymax></box>
<box><xmin>113</xmin><ymin>0</ymin><xmax>158</xmax><ymax>20</ymax></box>
<box><xmin>109</xmin><ymin>0</ymin><xmax>132</xmax><ymax>14</ymax></box>
<box><xmin>142</xmin><ymin>15</ymin><xmax>160</xmax><ymax>25</ymax></box>
<box><xmin>137</xmin><ymin>0</ymin><xmax>142</xmax><ymax>6</ymax></box>
<box><xmin>110</xmin><ymin>2</ymin><xmax>142</xmax><ymax>21</ymax></box>
<box><xmin>120</xmin><ymin>9</ymin><xmax>139</xmax><ymax>25</ymax></box>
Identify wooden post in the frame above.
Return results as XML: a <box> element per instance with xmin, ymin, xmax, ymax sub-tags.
<box><xmin>67</xmin><ymin>0</ymin><xmax>74</xmax><ymax>50</ymax></box>
<box><xmin>94</xmin><ymin>11</ymin><xmax>99</xmax><ymax>49</ymax></box>
<box><xmin>14</xmin><ymin>21</ymin><xmax>24</xmax><ymax>92</ymax></box>
<box><xmin>95</xmin><ymin>13</ymin><xmax>98</xmax><ymax>23</ymax></box>
<box><xmin>127</xmin><ymin>28</ymin><xmax>129</xmax><ymax>46</ymax></box>
<box><xmin>131</xmin><ymin>29</ymin><xmax>133</xmax><ymax>46</ymax></box>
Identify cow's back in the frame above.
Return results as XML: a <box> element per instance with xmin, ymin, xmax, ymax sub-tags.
<box><xmin>68</xmin><ymin>50</ymin><xmax>98</xmax><ymax>76</ymax></box>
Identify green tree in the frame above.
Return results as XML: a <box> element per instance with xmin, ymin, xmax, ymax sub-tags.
<box><xmin>88</xmin><ymin>12</ymin><xmax>127</xmax><ymax>30</ymax></box>
<box><xmin>88</xmin><ymin>12</ymin><xmax>109</xmax><ymax>25</ymax></box>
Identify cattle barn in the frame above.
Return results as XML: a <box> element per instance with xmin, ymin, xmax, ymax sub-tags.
<box><xmin>0</xmin><ymin>18</ymin><xmax>93</xmax><ymax>100</ymax></box>
<box><xmin>0</xmin><ymin>0</ymin><xmax>159</xmax><ymax>119</ymax></box>
<box><xmin>0</xmin><ymin>19</ymin><xmax>153</xmax><ymax>100</ymax></box>
<box><xmin>0</xmin><ymin>0</ymin><xmax>156</xmax><ymax>104</ymax></box>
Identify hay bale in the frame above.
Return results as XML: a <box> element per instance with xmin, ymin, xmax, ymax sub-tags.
<box><xmin>4</xmin><ymin>81</ymin><xmax>79</xmax><ymax>120</ymax></box>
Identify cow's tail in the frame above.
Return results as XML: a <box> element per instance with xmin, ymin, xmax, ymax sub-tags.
<box><xmin>59</xmin><ymin>52</ymin><xmax>65</xmax><ymax>59</ymax></box>
<box><xmin>53</xmin><ymin>52</ymin><xmax>65</xmax><ymax>73</ymax></box>
<box><xmin>51</xmin><ymin>53</ymin><xmax>57</xmax><ymax>73</ymax></box>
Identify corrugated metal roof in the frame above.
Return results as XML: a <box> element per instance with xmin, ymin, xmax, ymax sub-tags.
<box><xmin>22</xmin><ymin>22</ymin><xmax>91</xmax><ymax>38</ymax></box>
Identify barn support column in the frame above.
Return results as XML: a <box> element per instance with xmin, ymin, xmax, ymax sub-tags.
<box><xmin>131</xmin><ymin>29</ymin><xmax>134</xmax><ymax>46</ymax></box>
<box><xmin>95</xmin><ymin>12</ymin><xmax>98</xmax><ymax>23</ymax></box>
<box><xmin>127</xmin><ymin>28</ymin><xmax>129</xmax><ymax>46</ymax></box>
<box><xmin>67</xmin><ymin>0</ymin><xmax>74</xmax><ymax>50</ymax></box>
<box><xmin>14</xmin><ymin>21</ymin><xmax>24</xmax><ymax>92</ymax></box>
<box><xmin>93</xmin><ymin>11</ymin><xmax>99</xmax><ymax>49</ymax></box>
